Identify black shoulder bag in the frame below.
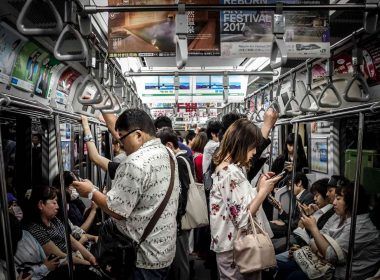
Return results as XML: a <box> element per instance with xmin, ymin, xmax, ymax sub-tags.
<box><xmin>92</xmin><ymin>150</ymin><xmax>175</xmax><ymax>280</ymax></box>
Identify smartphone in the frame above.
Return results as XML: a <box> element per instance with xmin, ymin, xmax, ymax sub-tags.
<box><xmin>274</xmin><ymin>170</ymin><xmax>287</xmax><ymax>179</ymax></box>
<box><xmin>296</xmin><ymin>200</ymin><xmax>308</xmax><ymax>216</ymax></box>
<box><xmin>69</xmin><ymin>171</ymin><xmax>83</xmax><ymax>182</ymax></box>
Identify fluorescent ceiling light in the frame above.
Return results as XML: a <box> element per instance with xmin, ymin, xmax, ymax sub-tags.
<box><xmin>244</xmin><ymin>57</ymin><xmax>269</xmax><ymax>71</ymax></box>
<box><xmin>119</xmin><ymin>57</ymin><xmax>142</xmax><ymax>73</ymax></box>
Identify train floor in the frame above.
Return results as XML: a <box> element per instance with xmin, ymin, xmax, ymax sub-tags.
<box><xmin>190</xmin><ymin>255</ymin><xmax>214</xmax><ymax>280</ymax></box>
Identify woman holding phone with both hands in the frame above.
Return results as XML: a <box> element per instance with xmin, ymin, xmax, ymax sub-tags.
<box><xmin>210</xmin><ymin>119</ymin><xmax>284</xmax><ymax>280</ymax></box>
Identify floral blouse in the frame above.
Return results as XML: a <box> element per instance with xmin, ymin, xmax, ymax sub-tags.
<box><xmin>210</xmin><ymin>163</ymin><xmax>273</xmax><ymax>253</ymax></box>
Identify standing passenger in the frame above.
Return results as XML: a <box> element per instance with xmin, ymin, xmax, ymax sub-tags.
<box><xmin>271</xmin><ymin>133</ymin><xmax>308</xmax><ymax>175</ymax></box>
<box><xmin>157</xmin><ymin>127</ymin><xmax>192</xmax><ymax>280</ymax></box>
<box><xmin>210</xmin><ymin>119</ymin><xmax>282</xmax><ymax>279</ymax></box>
<box><xmin>202</xmin><ymin>120</ymin><xmax>222</xmax><ymax>174</ymax></box>
<box><xmin>72</xmin><ymin>109</ymin><xmax>180</xmax><ymax>280</ymax></box>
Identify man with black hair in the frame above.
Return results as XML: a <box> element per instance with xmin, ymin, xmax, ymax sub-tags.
<box><xmin>271</xmin><ymin>172</ymin><xmax>314</xmax><ymax>238</ymax></box>
<box><xmin>157</xmin><ymin>127</ymin><xmax>193</xmax><ymax>280</ymax></box>
<box><xmin>154</xmin><ymin>116</ymin><xmax>193</xmax><ymax>160</ymax></box>
<box><xmin>202</xmin><ymin>120</ymin><xmax>222</xmax><ymax>174</ymax></box>
<box><xmin>73</xmin><ymin>109</ymin><xmax>180</xmax><ymax>279</ymax></box>
<box><xmin>326</xmin><ymin>175</ymin><xmax>349</xmax><ymax>204</ymax></box>
<box><xmin>185</xmin><ymin>130</ymin><xmax>196</xmax><ymax>148</ymax></box>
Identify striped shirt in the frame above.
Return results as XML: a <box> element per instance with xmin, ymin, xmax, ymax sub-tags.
<box><xmin>27</xmin><ymin>217</ymin><xmax>67</xmax><ymax>252</ymax></box>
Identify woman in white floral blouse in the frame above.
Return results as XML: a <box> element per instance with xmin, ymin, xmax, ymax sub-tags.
<box><xmin>210</xmin><ymin>119</ymin><xmax>282</xmax><ymax>280</ymax></box>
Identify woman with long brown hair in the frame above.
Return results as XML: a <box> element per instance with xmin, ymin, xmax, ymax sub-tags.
<box><xmin>210</xmin><ymin>119</ymin><xmax>282</xmax><ymax>279</ymax></box>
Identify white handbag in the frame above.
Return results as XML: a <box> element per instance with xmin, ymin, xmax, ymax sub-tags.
<box><xmin>179</xmin><ymin>156</ymin><xmax>209</xmax><ymax>230</ymax></box>
<box><xmin>294</xmin><ymin>234</ymin><xmax>345</xmax><ymax>280</ymax></box>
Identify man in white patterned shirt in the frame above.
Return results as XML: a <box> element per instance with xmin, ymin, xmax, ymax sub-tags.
<box><xmin>73</xmin><ymin>109</ymin><xmax>180</xmax><ymax>280</ymax></box>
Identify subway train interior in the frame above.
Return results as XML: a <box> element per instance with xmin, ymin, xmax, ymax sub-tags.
<box><xmin>0</xmin><ymin>0</ymin><xmax>380</xmax><ymax>280</ymax></box>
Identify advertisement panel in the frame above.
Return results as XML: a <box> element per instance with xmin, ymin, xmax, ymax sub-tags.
<box><xmin>332</xmin><ymin>38</ymin><xmax>380</xmax><ymax>87</ymax></box>
<box><xmin>55</xmin><ymin>67</ymin><xmax>81</xmax><ymax>105</ymax></box>
<box><xmin>11</xmin><ymin>42</ymin><xmax>61</xmax><ymax>97</ymax></box>
<box><xmin>108</xmin><ymin>0</ymin><xmax>220</xmax><ymax>57</ymax></box>
<box><xmin>0</xmin><ymin>23</ymin><xmax>27</xmax><ymax>84</ymax></box>
<box><xmin>310</xmin><ymin>136</ymin><xmax>328</xmax><ymax>174</ymax></box>
<box><xmin>220</xmin><ymin>0</ymin><xmax>330</xmax><ymax>58</ymax></box>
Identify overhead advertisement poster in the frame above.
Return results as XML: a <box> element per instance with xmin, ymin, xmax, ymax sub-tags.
<box><xmin>108</xmin><ymin>0</ymin><xmax>220</xmax><ymax>57</ymax></box>
<box><xmin>11</xmin><ymin>42</ymin><xmax>61</xmax><ymax>97</ymax></box>
<box><xmin>0</xmin><ymin>23</ymin><xmax>27</xmax><ymax>84</ymax></box>
<box><xmin>55</xmin><ymin>67</ymin><xmax>81</xmax><ymax>105</ymax></box>
<box><xmin>220</xmin><ymin>0</ymin><xmax>330</xmax><ymax>58</ymax></box>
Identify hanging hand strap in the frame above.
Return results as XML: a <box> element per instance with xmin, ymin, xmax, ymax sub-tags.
<box><xmin>139</xmin><ymin>148</ymin><xmax>175</xmax><ymax>245</ymax></box>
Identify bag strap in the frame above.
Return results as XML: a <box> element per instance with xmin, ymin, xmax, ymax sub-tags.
<box><xmin>178</xmin><ymin>155</ymin><xmax>195</xmax><ymax>186</ymax></box>
<box><xmin>322</xmin><ymin>234</ymin><xmax>345</xmax><ymax>263</ymax></box>
<box><xmin>139</xmin><ymin>148</ymin><xmax>175</xmax><ymax>245</ymax></box>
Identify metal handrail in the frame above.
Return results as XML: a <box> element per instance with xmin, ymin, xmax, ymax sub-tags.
<box><xmin>17</xmin><ymin>0</ymin><xmax>63</xmax><ymax>35</ymax></box>
<box><xmin>270</xmin><ymin>36</ymin><xmax>287</xmax><ymax>69</ymax></box>
<box><xmin>343</xmin><ymin>36</ymin><xmax>371</xmax><ymax>102</ymax></box>
<box><xmin>54</xmin><ymin>114</ymin><xmax>74</xmax><ymax>280</ymax></box>
<box><xmin>54</xmin><ymin>24</ymin><xmax>89</xmax><ymax>61</ymax></box>
<box><xmin>83</xmin><ymin>3</ymin><xmax>379</xmax><ymax>14</ymax></box>
<box><xmin>284</xmin><ymin>72</ymin><xmax>302</xmax><ymax>116</ymax></box>
<box><xmin>317</xmin><ymin>55</ymin><xmax>343</xmax><ymax>108</ymax></box>
<box><xmin>245</xmin><ymin>27</ymin><xmax>366</xmax><ymax>101</ymax></box>
<box><xmin>76</xmin><ymin>74</ymin><xmax>104</xmax><ymax>105</ymax></box>
<box><xmin>300</xmin><ymin>61</ymin><xmax>320</xmax><ymax>113</ymax></box>
<box><xmin>92</xmin><ymin>87</ymin><xmax>114</xmax><ymax>110</ymax></box>
<box><xmin>101</xmin><ymin>91</ymin><xmax>122</xmax><ymax>114</ymax></box>
<box><xmin>286</xmin><ymin>122</ymin><xmax>299</xmax><ymax>250</ymax></box>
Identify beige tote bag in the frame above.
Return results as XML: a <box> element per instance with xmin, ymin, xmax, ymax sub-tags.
<box><xmin>179</xmin><ymin>156</ymin><xmax>209</xmax><ymax>230</ymax></box>
<box><xmin>233</xmin><ymin>212</ymin><xmax>276</xmax><ymax>274</ymax></box>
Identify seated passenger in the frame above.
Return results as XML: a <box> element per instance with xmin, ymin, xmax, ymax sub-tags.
<box><xmin>276</xmin><ymin>182</ymin><xmax>380</xmax><ymax>280</ymax></box>
<box><xmin>8</xmin><ymin>192</ymin><xmax>24</xmax><ymax>221</ymax></box>
<box><xmin>271</xmin><ymin>172</ymin><xmax>314</xmax><ymax>238</ymax></box>
<box><xmin>6</xmin><ymin>213</ymin><xmax>102</xmax><ymax>280</ymax></box>
<box><xmin>294</xmin><ymin>178</ymin><xmax>334</xmax><ymax>242</ymax></box>
<box><xmin>52</xmin><ymin>172</ymin><xmax>98</xmax><ymax>233</ymax></box>
<box><xmin>54</xmin><ymin>188</ymin><xmax>98</xmax><ymax>246</ymax></box>
<box><xmin>273</xmin><ymin>178</ymin><xmax>334</xmax><ymax>252</ymax></box>
<box><xmin>24</xmin><ymin>186</ymin><xmax>97</xmax><ymax>266</ymax></box>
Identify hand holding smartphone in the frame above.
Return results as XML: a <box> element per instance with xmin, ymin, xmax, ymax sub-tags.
<box><xmin>69</xmin><ymin>171</ymin><xmax>83</xmax><ymax>182</ymax></box>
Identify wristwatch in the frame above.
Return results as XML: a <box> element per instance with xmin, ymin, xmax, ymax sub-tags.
<box><xmin>83</xmin><ymin>134</ymin><xmax>94</xmax><ymax>142</ymax></box>
<box><xmin>87</xmin><ymin>185</ymin><xmax>98</xmax><ymax>200</ymax></box>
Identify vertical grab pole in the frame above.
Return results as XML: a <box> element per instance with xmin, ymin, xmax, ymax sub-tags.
<box><xmin>106</xmin><ymin>131</ymin><xmax>114</xmax><ymax>192</ymax></box>
<box><xmin>54</xmin><ymin>115</ymin><xmax>74</xmax><ymax>280</ymax></box>
<box><xmin>93</xmin><ymin>124</ymin><xmax>105</xmax><ymax>223</ymax></box>
<box><xmin>286</xmin><ymin>123</ymin><xmax>299</xmax><ymax>250</ymax></box>
<box><xmin>345</xmin><ymin>112</ymin><xmax>364</xmax><ymax>280</ymax></box>
<box><xmin>0</xmin><ymin>127</ymin><xmax>16</xmax><ymax>280</ymax></box>
<box><xmin>268</xmin><ymin>129</ymin><xmax>276</xmax><ymax>170</ymax></box>
<box><xmin>78</xmin><ymin>125</ymin><xmax>84</xmax><ymax>178</ymax></box>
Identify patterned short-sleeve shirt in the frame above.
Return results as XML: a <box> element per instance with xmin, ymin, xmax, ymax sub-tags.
<box><xmin>210</xmin><ymin>164</ymin><xmax>272</xmax><ymax>253</ymax></box>
<box><xmin>107</xmin><ymin>139</ymin><xmax>180</xmax><ymax>269</ymax></box>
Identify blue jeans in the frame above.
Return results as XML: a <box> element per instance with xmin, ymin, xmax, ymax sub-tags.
<box><xmin>275</xmin><ymin>251</ymin><xmax>308</xmax><ymax>280</ymax></box>
<box><xmin>133</xmin><ymin>266</ymin><xmax>170</xmax><ymax>280</ymax></box>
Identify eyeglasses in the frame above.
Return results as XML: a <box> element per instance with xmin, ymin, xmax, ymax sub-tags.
<box><xmin>119</xmin><ymin>128</ymin><xmax>141</xmax><ymax>142</ymax></box>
